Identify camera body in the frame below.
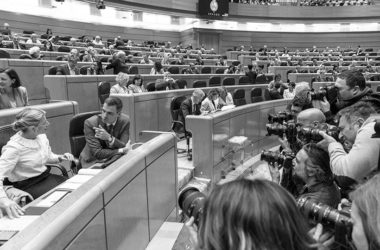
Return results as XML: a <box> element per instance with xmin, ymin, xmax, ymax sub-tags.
<box><xmin>266</xmin><ymin>122</ymin><xmax>298</xmax><ymax>143</ymax></box>
<box><xmin>311</xmin><ymin>86</ymin><xmax>339</xmax><ymax>104</ymax></box>
<box><xmin>260</xmin><ymin>150</ymin><xmax>295</xmax><ymax>169</ymax></box>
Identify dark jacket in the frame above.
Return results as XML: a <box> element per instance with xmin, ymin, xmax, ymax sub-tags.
<box><xmin>246</xmin><ymin>70</ymin><xmax>257</xmax><ymax>84</ymax></box>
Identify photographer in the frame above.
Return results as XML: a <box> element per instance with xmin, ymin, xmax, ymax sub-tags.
<box><xmin>318</xmin><ymin>102</ymin><xmax>380</xmax><ymax>190</ymax></box>
<box><xmin>350</xmin><ymin>173</ymin><xmax>380</xmax><ymax>250</ymax></box>
<box><xmin>186</xmin><ymin>179</ymin><xmax>325</xmax><ymax>250</ymax></box>
<box><xmin>271</xmin><ymin>143</ymin><xmax>340</xmax><ymax>208</ymax></box>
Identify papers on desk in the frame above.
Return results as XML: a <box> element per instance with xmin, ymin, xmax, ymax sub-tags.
<box><xmin>221</xmin><ymin>105</ymin><xmax>235</xmax><ymax>111</ymax></box>
<box><xmin>35</xmin><ymin>190</ymin><xmax>70</xmax><ymax>208</ymax></box>
<box><xmin>66</xmin><ymin>174</ymin><xmax>94</xmax><ymax>184</ymax></box>
<box><xmin>77</xmin><ymin>169</ymin><xmax>102</xmax><ymax>176</ymax></box>
<box><xmin>0</xmin><ymin>216</ymin><xmax>39</xmax><ymax>242</ymax></box>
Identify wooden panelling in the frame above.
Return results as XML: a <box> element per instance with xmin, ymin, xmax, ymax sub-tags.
<box><xmin>220</xmin><ymin>31</ymin><xmax>380</xmax><ymax>51</ymax></box>
<box><xmin>0</xmin><ymin>10</ymin><xmax>180</xmax><ymax>43</ymax></box>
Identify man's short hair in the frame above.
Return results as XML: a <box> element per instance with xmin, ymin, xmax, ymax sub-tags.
<box><xmin>193</xmin><ymin>89</ymin><xmax>205</xmax><ymax>99</ymax></box>
<box><xmin>338</xmin><ymin>101</ymin><xmax>376</xmax><ymax>124</ymax></box>
<box><xmin>248</xmin><ymin>64</ymin><xmax>253</xmax><ymax>70</ymax></box>
<box><xmin>303</xmin><ymin>143</ymin><xmax>333</xmax><ymax>183</ymax></box>
<box><xmin>104</xmin><ymin>97</ymin><xmax>123</xmax><ymax>112</ymax></box>
<box><xmin>338</xmin><ymin>70</ymin><xmax>366</xmax><ymax>90</ymax></box>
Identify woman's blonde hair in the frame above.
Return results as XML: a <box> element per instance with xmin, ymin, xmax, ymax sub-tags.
<box><xmin>12</xmin><ymin>107</ymin><xmax>46</xmax><ymax>132</ymax></box>
<box><xmin>115</xmin><ymin>72</ymin><xmax>129</xmax><ymax>85</ymax></box>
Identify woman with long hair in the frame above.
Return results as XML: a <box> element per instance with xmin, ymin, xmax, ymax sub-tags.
<box><xmin>190</xmin><ymin>178</ymin><xmax>320</xmax><ymax>250</ymax></box>
<box><xmin>0</xmin><ymin>68</ymin><xmax>28</xmax><ymax>109</ymax></box>
<box><xmin>350</xmin><ymin>174</ymin><xmax>380</xmax><ymax>250</ymax></box>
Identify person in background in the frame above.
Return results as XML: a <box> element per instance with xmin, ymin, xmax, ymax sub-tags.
<box><xmin>128</xmin><ymin>74</ymin><xmax>146</xmax><ymax>93</ymax></box>
<box><xmin>86</xmin><ymin>61</ymin><xmax>104</xmax><ymax>75</ymax></box>
<box><xmin>245</xmin><ymin>64</ymin><xmax>257</xmax><ymax>84</ymax></box>
<box><xmin>195</xmin><ymin>55</ymin><xmax>204</xmax><ymax>66</ymax></box>
<box><xmin>0</xmin><ymin>68</ymin><xmax>28</xmax><ymax>109</ymax></box>
<box><xmin>1</xmin><ymin>23</ymin><xmax>11</xmax><ymax>35</ymax></box>
<box><xmin>200</xmin><ymin>89</ymin><xmax>225</xmax><ymax>114</ymax></box>
<box><xmin>9</xmin><ymin>35</ymin><xmax>26</xmax><ymax>50</ymax></box>
<box><xmin>82</xmin><ymin>46</ymin><xmax>97</xmax><ymax>62</ymax></box>
<box><xmin>174</xmin><ymin>55</ymin><xmax>186</xmax><ymax>65</ymax></box>
<box><xmin>268</xmin><ymin>73</ymin><xmax>287</xmax><ymax>91</ymax></box>
<box><xmin>0</xmin><ymin>108</ymin><xmax>74</xmax><ymax>201</ymax></box>
<box><xmin>29</xmin><ymin>46</ymin><xmax>43</xmax><ymax>60</ymax></box>
<box><xmin>139</xmin><ymin>54</ymin><xmax>154</xmax><ymax>65</ymax></box>
<box><xmin>105</xmin><ymin>51</ymin><xmax>128</xmax><ymax>75</ymax></box>
<box><xmin>187</xmin><ymin>179</ymin><xmax>324</xmax><ymax>250</ymax></box>
<box><xmin>224</xmin><ymin>65</ymin><xmax>236</xmax><ymax>74</ymax></box>
<box><xmin>179</xmin><ymin>89</ymin><xmax>205</xmax><ymax>127</ymax></box>
<box><xmin>80</xmin><ymin>97</ymin><xmax>130</xmax><ymax>168</ymax></box>
<box><xmin>110</xmin><ymin>72</ymin><xmax>131</xmax><ymax>94</ymax></box>
<box><xmin>235</xmin><ymin>63</ymin><xmax>245</xmax><ymax>74</ymax></box>
<box><xmin>269</xmin><ymin>83</ymin><xmax>284</xmax><ymax>100</ymax></box>
<box><xmin>184</xmin><ymin>63</ymin><xmax>199</xmax><ymax>74</ymax></box>
<box><xmin>26</xmin><ymin>34</ymin><xmax>41</xmax><ymax>44</ymax></box>
<box><xmin>283</xmin><ymin>82</ymin><xmax>296</xmax><ymax>99</ymax></box>
<box><xmin>218</xmin><ymin>86</ymin><xmax>234</xmax><ymax>106</ymax></box>
<box><xmin>43</xmin><ymin>40</ymin><xmax>54</xmax><ymax>52</ymax></box>
<box><xmin>215</xmin><ymin>56</ymin><xmax>225</xmax><ymax>66</ymax></box>
<box><xmin>350</xmin><ymin>173</ymin><xmax>380</xmax><ymax>250</ymax></box>
<box><xmin>150</xmin><ymin>61</ymin><xmax>164</xmax><ymax>75</ymax></box>
<box><xmin>56</xmin><ymin>54</ymin><xmax>79</xmax><ymax>75</ymax></box>
<box><xmin>92</xmin><ymin>35</ymin><xmax>103</xmax><ymax>46</ymax></box>
<box><xmin>161</xmin><ymin>53</ymin><xmax>171</xmax><ymax>65</ymax></box>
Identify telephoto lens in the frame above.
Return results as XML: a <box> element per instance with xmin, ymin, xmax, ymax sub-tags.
<box><xmin>178</xmin><ymin>186</ymin><xmax>206</xmax><ymax>227</ymax></box>
<box><xmin>298</xmin><ymin>126</ymin><xmax>339</xmax><ymax>142</ymax></box>
<box><xmin>297</xmin><ymin>197</ymin><xmax>353</xmax><ymax>230</ymax></box>
<box><xmin>267</xmin><ymin>111</ymin><xmax>293</xmax><ymax>124</ymax></box>
<box><xmin>260</xmin><ymin>150</ymin><xmax>295</xmax><ymax>169</ymax></box>
<box><xmin>310</xmin><ymin>89</ymin><xmax>327</xmax><ymax>101</ymax></box>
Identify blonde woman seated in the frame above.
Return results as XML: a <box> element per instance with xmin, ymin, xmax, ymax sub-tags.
<box><xmin>0</xmin><ymin>68</ymin><xmax>28</xmax><ymax>110</ymax></box>
<box><xmin>128</xmin><ymin>74</ymin><xmax>146</xmax><ymax>93</ymax></box>
<box><xmin>217</xmin><ymin>87</ymin><xmax>234</xmax><ymax>106</ymax></box>
<box><xmin>200</xmin><ymin>89</ymin><xmax>225</xmax><ymax>114</ymax></box>
<box><xmin>0</xmin><ymin>108</ymin><xmax>75</xmax><ymax>218</ymax></box>
<box><xmin>110</xmin><ymin>72</ymin><xmax>131</xmax><ymax>94</ymax></box>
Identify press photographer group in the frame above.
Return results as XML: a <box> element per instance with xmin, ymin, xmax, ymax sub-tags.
<box><xmin>179</xmin><ymin>70</ymin><xmax>380</xmax><ymax>250</ymax></box>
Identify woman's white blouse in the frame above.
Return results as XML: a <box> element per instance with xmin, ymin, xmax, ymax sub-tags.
<box><xmin>0</xmin><ymin>132</ymin><xmax>59</xmax><ymax>182</ymax></box>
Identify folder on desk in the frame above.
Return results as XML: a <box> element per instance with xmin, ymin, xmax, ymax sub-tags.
<box><xmin>0</xmin><ymin>216</ymin><xmax>39</xmax><ymax>242</ymax></box>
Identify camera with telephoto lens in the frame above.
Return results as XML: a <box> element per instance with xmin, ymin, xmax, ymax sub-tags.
<box><xmin>297</xmin><ymin>197</ymin><xmax>353</xmax><ymax>249</ymax></box>
<box><xmin>266</xmin><ymin>122</ymin><xmax>298</xmax><ymax>143</ymax></box>
<box><xmin>178</xmin><ymin>186</ymin><xmax>206</xmax><ymax>227</ymax></box>
<box><xmin>268</xmin><ymin>111</ymin><xmax>293</xmax><ymax>124</ymax></box>
<box><xmin>298</xmin><ymin>126</ymin><xmax>339</xmax><ymax>143</ymax></box>
<box><xmin>260</xmin><ymin>150</ymin><xmax>295</xmax><ymax>169</ymax></box>
<box><xmin>311</xmin><ymin>86</ymin><xmax>339</xmax><ymax>104</ymax></box>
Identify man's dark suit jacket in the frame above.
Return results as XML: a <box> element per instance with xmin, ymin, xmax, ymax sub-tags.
<box><xmin>80</xmin><ymin>114</ymin><xmax>130</xmax><ymax>168</ymax></box>
<box><xmin>246</xmin><ymin>70</ymin><xmax>257</xmax><ymax>84</ymax></box>
<box><xmin>179</xmin><ymin>97</ymin><xmax>201</xmax><ymax>128</ymax></box>
<box><xmin>56</xmin><ymin>64</ymin><xmax>80</xmax><ymax>75</ymax></box>
<box><xmin>105</xmin><ymin>58</ymin><xmax>128</xmax><ymax>74</ymax></box>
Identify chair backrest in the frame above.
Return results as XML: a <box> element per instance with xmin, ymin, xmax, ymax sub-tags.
<box><xmin>170</xmin><ymin>95</ymin><xmax>187</xmax><ymax>132</ymax></box>
<box><xmin>192</xmin><ymin>80</ymin><xmax>207</xmax><ymax>88</ymax></box>
<box><xmin>128</xmin><ymin>65</ymin><xmax>139</xmax><ymax>74</ymax></box>
<box><xmin>48</xmin><ymin>66</ymin><xmax>60</xmax><ymax>75</ymax></box>
<box><xmin>168</xmin><ymin>66</ymin><xmax>180</xmax><ymax>74</ymax></box>
<box><xmin>251</xmin><ymin>88</ymin><xmax>263</xmax><ymax>103</ymax></box>
<box><xmin>100</xmin><ymin>57</ymin><xmax>109</xmax><ymax>63</ymax></box>
<box><xmin>263</xmin><ymin>88</ymin><xmax>271</xmax><ymax>101</ymax></box>
<box><xmin>377</xmin><ymin>86</ymin><xmax>380</xmax><ymax>93</ymax></box>
<box><xmin>56</xmin><ymin>56</ymin><xmax>65</xmax><ymax>61</ymax></box>
<box><xmin>201</xmin><ymin>67</ymin><xmax>211</xmax><ymax>74</ymax></box>
<box><xmin>69</xmin><ymin>111</ymin><xmax>101</xmax><ymax>158</ymax></box>
<box><xmin>256</xmin><ymin>75</ymin><xmax>268</xmax><ymax>84</ymax></box>
<box><xmin>232</xmin><ymin>61</ymin><xmax>240</xmax><ymax>66</ymax></box>
<box><xmin>79</xmin><ymin>66</ymin><xmax>89</xmax><ymax>75</ymax></box>
<box><xmin>176</xmin><ymin>79</ymin><xmax>187</xmax><ymax>89</ymax></box>
<box><xmin>146</xmin><ymin>82</ymin><xmax>156</xmax><ymax>92</ymax></box>
<box><xmin>57</xmin><ymin>46</ymin><xmax>70</xmax><ymax>53</ymax></box>
<box><xmin>209</xmin><ymin>76</ymin><xmax>221</xmax><ymax>87</ymax></box>
<box><xmin>238</xmin><ymin>76</ymin><xmax>250</xmax><ymax>85</ymax></box>
<box><xmin>19</xmin><ymin>54</ymin><xmax>32</xmax><ymax>60</ymax></box>
<box><xmin>232</xmin><ymin>89</ymin><xmax>246</xmax><ymax>106</ymax></box>
<box><xmin>215</xmin><ymin>68</ymin><xmax>225</xmax><ymax>74</ymax></box>
<box><xmin>0</xmin><ymin>49</ymin><xmax>10</xmax><ymax>59</ymax></box>
<box><xmin>222</xmin><ymin>77</ymin><xmax>235</xmax><ymax>86</ymax></box>
<box><xmin>98</xmin><ymin>81</ymin><xmax>111</xmax><ymax>105</ymax></box>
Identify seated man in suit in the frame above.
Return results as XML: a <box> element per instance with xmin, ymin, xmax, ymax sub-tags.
<box><xmin>179</xmin><ymin>89</ymin><xmax>205</xmax><ymax>128</ymax></box>
<box><xmin>80</xmin><ymin>97</ymin><xmax>130</xmax><ymax>168</ymax></box>
<box><xmin>56</xmin><ymin>54</ymin><xmax>79</xmax><ymax>75</ymax></box>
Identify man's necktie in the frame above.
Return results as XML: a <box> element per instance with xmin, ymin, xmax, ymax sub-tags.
<box><xmin>106</xmin><ymin>124</ymin><xmax>114</xmax><ymax>135</ymax></box>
